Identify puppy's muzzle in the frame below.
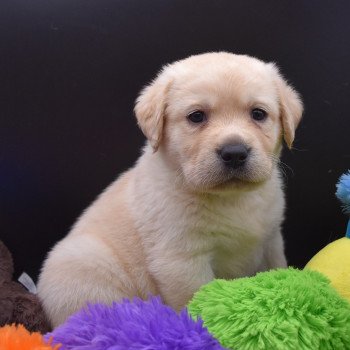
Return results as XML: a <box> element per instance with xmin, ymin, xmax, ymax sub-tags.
<box><xmin>217</xmin><ymin>143</ymin><xmax>250</xmax><ymax>169</ymax></box>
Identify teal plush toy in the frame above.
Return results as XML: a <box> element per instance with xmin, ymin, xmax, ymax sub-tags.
<box><xmin>188</xmin><ymin>171</ymin><xmax>350</xmax><ymax>350</ymax></box>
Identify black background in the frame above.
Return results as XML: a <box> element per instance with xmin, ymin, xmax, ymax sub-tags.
<box><xmin>1</xmin><ymin>0</ymin><xmax>350</xmax><ymax>281</ymax></box>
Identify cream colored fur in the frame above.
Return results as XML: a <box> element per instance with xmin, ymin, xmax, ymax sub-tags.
<box><xmin>37</xmin><ymin>52</ymin><xmax>303</xmax><ymax>327</ymax></box>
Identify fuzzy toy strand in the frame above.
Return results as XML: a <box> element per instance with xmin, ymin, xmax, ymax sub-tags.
<box><xmin>46</xmin><ymin>296</ymin><xmax>225</xmax><ymax>350</ymax></box>
<box><xmin>0</xmin><ymin>324</ymin><xmax>60</xmax><ymax>350</ymax></box>
<box><xmin>188</xmin><ymin>268</ymin><xmax>350</xmax><ymax>350</ymax></box>
<box><xmin>336</xmin><ymin>171</ymin><xmax>350</xmax><ymax>237</ymax></box>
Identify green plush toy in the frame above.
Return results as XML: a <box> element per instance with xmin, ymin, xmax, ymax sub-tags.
<box><xmin>189</xmin><ymin>268</ymin><xmax>350</xmax><ymax>350</ymax></box>
<box><xmin>188</xmin><ymin>171</ymin><xmax>350</xmax><ymax>350</ymax></box>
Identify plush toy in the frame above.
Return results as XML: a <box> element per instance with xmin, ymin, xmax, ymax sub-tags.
<box><xmin>188</xmin><ymin>268</ymin><xmax>350</xmax><ymax>350</ymax></box>
<box><xmin>306</xmin><ymin>171</ymin><xmax>350</xmax><ymax>301</ymax></box>
<box><xmin>0</xmin><ymin>241</ymin><xmax>50</xmax><ymax>333</ymax></box>
<box><xmin>46</xmin><ymin>296</ymin><xmax>224</xmax><ymax>350</ymax></box>
<box><xmin>0</xmin><ymin>324</ymin><xmax>59</xmax><ymax>350</ymax></box>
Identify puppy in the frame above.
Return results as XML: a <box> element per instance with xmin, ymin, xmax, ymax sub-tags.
<box><xmin>37</xmin><ymin>52</ymin><xmax>303</xmax><ymax>327</ymax></box>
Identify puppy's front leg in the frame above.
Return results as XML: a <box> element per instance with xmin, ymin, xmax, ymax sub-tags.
<box><xmin>260</xmin><ymin>230</ymin><xmax>287</xmax><ymax>270</ymax></box>
<box><xmin>151</xmin><ymin>254</ymin><xmax>214</xmax><ymax>311</ymax></box>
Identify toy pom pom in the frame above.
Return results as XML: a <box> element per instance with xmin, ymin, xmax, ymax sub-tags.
<box><xmin>0</xmin><ymin>324</ymin><xmax>60</xmax><ymax>350</ymax></box>
<box><xmin>188</xmin><ymin>268</ymin><xmax>350</xmax><ymax>350</ymax></box>
<box><xmin>46</xmin><ymin>296</ymin><xmax>224</xmax><ymax>350</ymax></box>
<box><xmin>336</xmin><ymin>171</ymin><xmax>350</xmax><ymax>214</ymax></box>
<box><xmin>336</xmin><ymin>171</ymin><xmax>350</xmax><ymax>238</ymax></box>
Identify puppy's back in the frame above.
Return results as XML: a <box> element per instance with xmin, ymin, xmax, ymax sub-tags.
<box><xmin>37</xmin><ymin>170</ymin><xmax>158</xmax><ymax>327</ymax></box>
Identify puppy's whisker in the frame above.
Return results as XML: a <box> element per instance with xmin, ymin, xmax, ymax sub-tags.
<box><xmin>268</xmin><ymin>153</ymin><xmax>294</xmax><ymax>178</ymax></box>
<box><xmin>289</xmin><ymin>146</ymin><xmax>308</xmax><ymax>152</ymax></box>
<box><xmin>282</xmin><ymin>162</ymin><xmax>293</xmax><ymax>175</ymax></box>
<box><xmin>190</xmin><ymin>168</ymin><xmax>217</xmax><ymax>191</ymax></box>
<box><xmin>278</xmin><ymin>160</ymin><xmax>294</xmax><ymax>177</ymax></box>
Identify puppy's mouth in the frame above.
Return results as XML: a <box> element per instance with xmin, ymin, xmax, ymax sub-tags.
<box><xmin>188</xmin><ymin>167</ymin><xmax>266</xmax><ymax>193</ymax></box>
<box><xmin>211</xmin><ymin>169</ymin><xmax>263</xmax><ymax>190</ymax></box>
<box><xmin>205</xmin><ymin>144</ymin><xmax>267</xmax><ymax>189</ymax></box>
<box><xmin>182</xmin><ymin>151</ymin><xmax>273</xmax><ymax>193</ymax></box>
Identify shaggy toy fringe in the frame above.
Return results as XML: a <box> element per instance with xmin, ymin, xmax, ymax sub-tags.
<box><xmin>0</xmin><ymin>324</ymin><xmax>60</xmax><ymax>350</ymax></box>
<box><xmin>189</xmin><ymin>268</ymin><xmax>350</xmax><ymax>350</ymax></box>
<box><xmin>336</xmin><ymin>171</ymin><xmax>350</xmax><ymax>214</ymax></box>
<box><xmin>46</xmin><ymin>296</ymin><xmax>224</xmax><ymax>350</ymax></box>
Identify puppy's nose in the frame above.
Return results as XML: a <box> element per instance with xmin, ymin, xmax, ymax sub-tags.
<box><xmin>218</xmin><ymin>144</ymin><xmax>250</xmax><ymax>169</ymax></box>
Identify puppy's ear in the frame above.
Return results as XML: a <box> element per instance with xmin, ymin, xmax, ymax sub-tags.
<box><xmin>134</xmin><ymin>69</ymin><xmax>172</xmax><ymax>151</ymax></box>
<box><xmin>270</xmin><ymin>64</ymin><xmax>303</xmax><ymax>149</ymax></box>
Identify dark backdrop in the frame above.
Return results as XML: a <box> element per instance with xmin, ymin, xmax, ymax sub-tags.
<box><xmin>1</xmin><ymin>0</ymin><xmax>350</xmax><ymax>281</ymax></box>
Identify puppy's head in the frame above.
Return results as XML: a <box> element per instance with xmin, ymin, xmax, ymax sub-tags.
<box><xmin>135</xmin><ymin>52</ymin><xmax>303</xmax><ymax>192</ymax></box>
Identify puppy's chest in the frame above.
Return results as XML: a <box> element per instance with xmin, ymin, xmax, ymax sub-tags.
<box><xmin>191</xmin><ymin>200</ymin><xmax>266</xmax><ymax>248</ymax></box>
<box><xmin>189</xmin><ymin>202</ymin><xmax>268</xmax><ymax>277</ymax></box>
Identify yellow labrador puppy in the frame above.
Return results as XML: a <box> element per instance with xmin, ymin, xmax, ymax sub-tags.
<box><xmin>38</xmin><ymin>52</ymin><xmax>303</xmax><ymax>327</ymax></box>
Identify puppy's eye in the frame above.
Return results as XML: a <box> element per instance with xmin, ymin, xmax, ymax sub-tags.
<box><xmin>187</xmin><ymin>110</ymin><xmax>206</xmax><ymax>124</ymax></box>
<box><xmin>251</xmin><ymin>108</ymin><xmax>267</xmax><ymax>121</ymax></box>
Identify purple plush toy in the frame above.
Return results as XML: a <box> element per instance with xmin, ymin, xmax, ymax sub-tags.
<box><xmin>46</xmin><ymin>296</ymin><xmax>225</xmax><ymax>350</ymax></box>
